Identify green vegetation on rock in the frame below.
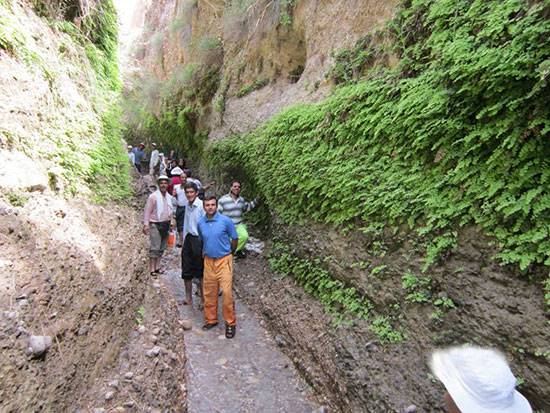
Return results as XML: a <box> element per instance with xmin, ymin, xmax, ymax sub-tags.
<box><xmin>208</xmin><ymin>0</ymin><xmax>550</xmax><ymax>277</ymax></box>
<box><xmin>268</xmin><ymin>244</ymin><xmax>405</xmax><ymax>343</ymax></box>
<box><xmin>0</xmin><ymin>0</ymin><xmax>130</xmax><ymax>202</ymax></box>
<box><xmin>236</xmin><ymin>78</ymin><xmax>269</xmax><ymax>98</ymax></box>
<box><xmin>123</xmin><ymin>30</ymin><xmax>222</xmax><ymax>159</ymax></box>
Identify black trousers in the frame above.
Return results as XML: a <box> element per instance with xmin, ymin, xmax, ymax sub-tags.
<box><xmin>181</xmin><ymin>234</ymin><xmax>204</xmax><ymax>280</ymax></box>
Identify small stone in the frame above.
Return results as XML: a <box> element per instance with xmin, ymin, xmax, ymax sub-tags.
<box><xmin>124</xmin><ymin>372</ymin><xmax>134</xmax><ymax>380</ymax></box>
<box><xmin>104</xmin><ymin>391</ymin><xmax>115</xmax><ymax>401</ymax></box>
<box><xmin>179</xmin><ymin>319</ymin><xmax>192</xmax><ymax>330</ymax></box>
<box><xmin>275</xmin><ymin>335</ymin><xmax>286</xmax><ymax>347</ymax></box>
<box><xmin>108</xmin><ymin>380</ymin><xmax>119</xmax><ymax>389</ymax></box>
<box><xmin>28</xmin><ymin>184</ymin><xmax>46</xmax><ymax>193</ymax></box>
<box><xmin>5</xmin><ymin>311</ymin><xmax>17</xmax><ymax>319</ymax></box>
<box><xmin>145</xmin><ymin>346</ymin><xmax>161</xmax><ymax>357</ymax></box>
<box><xmin>152</xmin><ymin>328</ymin><xmax>161</xmax><ymax>335</ymax></box>
<box><xmin>152</xmin><ymin>282</ymin><xmax>161</xmax><ymax>289</ymax></box>
<box><xmin>215</xmin><ymin>357</ymin><xmax>227</xmax><ymax>366</ymax></box>
<box><xmin>150</xmin><ymin>335</ymin><xmax>158</xmax><ymax>344</ymax></box>
<box><xmin>27</xmin><ymin>335</ymin><xmax>52</xmax><ymax>358</ymax></box>
<box><xmin>123</xmin><ymin>401</ymin><xmax>135</xmax><ymax>408</ymax></box>
<box><xmin>92</xmin><ymin>409</ymin><xmax>106</xmax><ymax>413</ymax></box>
<box><xmin>313</xmin><ymin>406</ymin><xmax>329</xmax><ymax>413</ymax></box>
<box><xmin>138</xmin><ymin>325</ymin><xmax>146</xmax><ymax>334</ymax></box>
<box><xmin>77</xmin><ymin>326</ymin><xmax>89</xmax><ymax>336</ymax></box>
<box><xmin>17</xmin><ymin>299</ymin><xmax>29</xmax><ymax>308</ymax></box>
<box><xmin>16</xmin><ymin>326</ymin><xmax>28</xmax><ymax>338</ymax></box>
<box><xmin>404</xmin><ymin>405</ymin><xmax>417</xmax><ymax>413</ymax></box>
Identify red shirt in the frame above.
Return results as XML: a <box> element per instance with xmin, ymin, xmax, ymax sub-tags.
<box><xmin>169</xmin><ymin>176</ymin><xmax>182</xmax><ymax>194</ymax></box>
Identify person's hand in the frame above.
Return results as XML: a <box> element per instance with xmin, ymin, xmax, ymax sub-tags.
<box><xmin>142</xmin><ymin>224</ymin><xmax>149</xmax><ymax>235</ymax></box>
<box><xmin>170</xmin><ymin>221</ymin><xmax>176</xmax><ymax>231</ymax></box>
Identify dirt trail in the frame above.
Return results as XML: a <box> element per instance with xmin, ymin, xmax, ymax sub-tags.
<box><xmin>160</xmin><ymin>249</ymin><xmax>320</xmax><ymax>413</ymax></box>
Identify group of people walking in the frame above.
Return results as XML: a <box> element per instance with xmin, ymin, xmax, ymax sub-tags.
<box><xmin>141</xmin><ymin>154</ymin><xmax>257</xmax><ymax>340</ymax></box>
<box><xmin>135</xmin><ymin>144</ymin><xmax>534</xmax><ymax>412</ymax></box>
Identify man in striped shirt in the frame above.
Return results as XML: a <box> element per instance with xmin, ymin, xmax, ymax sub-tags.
<box><xmin>217</xmin><ymin>180</ymin><xmax>258</xmax><ymax>256</ymax></box>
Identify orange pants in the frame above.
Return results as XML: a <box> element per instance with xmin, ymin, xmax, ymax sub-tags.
<box><xmin>203</xmin><ymin>254</ymin><xmax>236</xmax><ymax>326</ymax></box>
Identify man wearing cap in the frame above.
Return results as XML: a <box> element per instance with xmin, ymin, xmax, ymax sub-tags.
<box><xmin>132</xmin><ymin>143</ymin><xmax>145</xmax><ymax>173</ymax></box>
<box><xmin>149</xmin><ymin>143</ymin><xmax>160</xmax><ymax>176</ymax></box>
<box><xmin>197</xmin><ymin>195</ymin><xmax>239</xmax><ymax>339</ymax></box>
<box><xmin>430</xmin><ymin>346</ymin><xmax>532</xmax><ymax>413</ymax></box>
<box><xmin>127</xmin><ymin>145</ymin><xmax>135</xmax><ymax>168</ymax></box>
<box><xmin>143</xmin><ymin>175</ymin><xmax>175</xmax><ymax>276</ymax></box>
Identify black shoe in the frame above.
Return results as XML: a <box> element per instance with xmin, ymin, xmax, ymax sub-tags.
<box><xmin>225</xmin><ymin>324</ymin><xmax>236</xmax><ymax>339</ymax></box>
<box><xmin>202</xmin><ymin>322</ymin><xmax>219</xmax><ymax>331</ymax></box>
<box><xmin>234</xmin><ymin>250</ymin><xmax>246</xmax><ymax>259</ymax></box>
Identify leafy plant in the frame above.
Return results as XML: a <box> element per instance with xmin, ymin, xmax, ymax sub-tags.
<box><xmin>268</xmin><ymin>246</ymin><xmax>373</xmax><ymax>320</ymax></box>
<box><xmin>236</xmin><ymin>78</ymin><xmax>269</xmax><ymax>98</ymax></box>
<box><xmin>279</xmin><ymin>0</ymin><xmax>297</xmax><ymax>26</ymax></box>
<box><xmin>135</xmin><ymin>306</ymin><xmax>145</xmax><ymax>325</ymax></box>
<box><xmin>207</xmin><ymin>0</ymin><xmax>550</xmax><ymax>282</ymax></box>
<box><xmin>370</xmin><ymin>316</ymin><xmax>405</xmax><ymax>343</ymax></box>
<box><xmin>433</xmin><ymin>297</ymin><xmax>456</xmax><ymax>309</ymax></box>
<box><xmin>4</xmin><ymin>190</ymin><xmax>29</xmax><ymax>207</ymax></box>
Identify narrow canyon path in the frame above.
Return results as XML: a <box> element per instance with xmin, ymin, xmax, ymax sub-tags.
<box><xmin>160</xmin><ymin>248</ymin><xmax>320</xmax><ymax>413</ymax></box>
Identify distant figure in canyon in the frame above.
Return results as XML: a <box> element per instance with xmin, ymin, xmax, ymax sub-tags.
<box><xmin>143</xmin><ymin>175</ymin><xmax>175</xmax><ymax>276</ymax></box>
<box><xmin>218</xmin><ymin>180</ymin><xmax>258</xmax><ymax>258</ymax></box>
<box><xmin>198</xmin><ymin>195</ymin><xmax>238</xmax><ymax>339</ymax></box>
<box><xmin>430</xmin><ymin>346</ymin><xmax>532</xmax><ymax>413</ymax></box>
<box><xmin>132</xmin><ymin>143</ymin><xmax>145</xmax><ymax>173</ymax></box>
<box><xmin>149</xmin><ymin>142</ymin><xmax>160</xmax><ymax>176</ymax></box>
<box><xmin>180</xmin><ymin>182</ymin><xmax>205</xmax><ymax>308</ymax></box>
<box><xmin>127</xmin><ymin>145</ymin><xmax>135</xmax><ymax>167</ymax></box>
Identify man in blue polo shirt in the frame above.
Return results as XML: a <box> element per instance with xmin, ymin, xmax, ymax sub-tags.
<box><xmin>197</xmin><ymin>195</ymin><xmax>239</xmax><ymax>339</ymax></box>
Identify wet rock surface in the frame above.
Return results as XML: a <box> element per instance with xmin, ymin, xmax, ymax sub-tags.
<box><xmin>162</xmin><ymin>252</ymin><xmax>319</xmax><ymax>413</ymax></box>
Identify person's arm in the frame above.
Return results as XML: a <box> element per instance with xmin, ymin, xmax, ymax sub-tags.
<box><xmin>168</xmin><ymin>195</ymin><xmax>176</xmax><ymax>230</ymax></box>
<box><xmin>143</xmin><ymin>196</ymin><xmax>154</xmax><ymax>234</ymax></box>
<box><xmin>243</xmin><ymin>197</ymin><xmax>259</xmax><ymax>212</ymax></box>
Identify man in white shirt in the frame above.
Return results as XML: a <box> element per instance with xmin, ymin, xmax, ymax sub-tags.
<box><xmin>149</xmin><ymin>143</ymin><xmax>159</xmax><ymax>176</ymax></box>
<box><xmin>172</xmin><ymin>172</ymin><xmax>188</xmax><ymax>247</ymax></box>
<box><xmin>180</xmin><ymin>182</ymin><xmax>205</xmax><ymax>307</ymax></box>
<box><xmin>127</xmin><ymin>145</ymin><xmax>135</xmax><ymax>167</ymax></box>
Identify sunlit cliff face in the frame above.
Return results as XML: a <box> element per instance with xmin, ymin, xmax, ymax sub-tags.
<box><xmin>113</xmin><ymin>0</ymin><xmax>147</xmax><ymax>68</ymax></box>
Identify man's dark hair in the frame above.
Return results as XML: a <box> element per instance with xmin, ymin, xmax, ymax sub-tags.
<box><xmin>184</xmin><ymin>182</ymin><xmax>198</xmax><ymax>192</ymax></box>
<box><xmin>231</xmin><ymin>180</ymin><xmax>241</xmax><ymax>186</ymax></box>
<box><xmin>203</xmin><ymin>194</ymin><xmax>217</xmax><ymax>203</ymax></box>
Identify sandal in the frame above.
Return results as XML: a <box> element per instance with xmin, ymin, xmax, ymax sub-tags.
<box><xmin>202</xmin><ymin>322</ymin><xmax>218</xmax><ymax>331</ymax></box>
<box><xmin>225</xmin><ymin>324</ymin><xmax>236</xmax><ymax>339</ymax></box>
